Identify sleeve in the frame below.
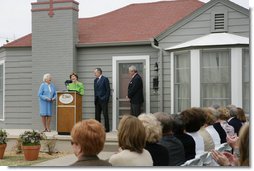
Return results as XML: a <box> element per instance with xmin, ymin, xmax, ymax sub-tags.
<box><xmin>38</xmin><ymin>84</ymin><xmax>47</xmax><ymax>101</ymax></box>
<box><xmin>128</xmin><ymin>76</ymin><xmax>141</xmax><ymax>98</ymax></box>
<box><xmin>105</xmin><ymin>78</ymin><xmax>110</xmax><ymax>101</ymax></box>
<box><xmin>52</xmin><ymin>84</ymin><xmax>57</xmax><ymax>100</ymax></box>
<box><xmin>79</xmin><ymin>82</ymin><xmax>85</xmax><ymax>96</ymax></box>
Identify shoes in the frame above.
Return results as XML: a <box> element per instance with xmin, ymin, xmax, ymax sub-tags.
<box><xmin>42</xmin><ymin>128</ymin><xmax>51</xmax><ymax>132</ymax></box>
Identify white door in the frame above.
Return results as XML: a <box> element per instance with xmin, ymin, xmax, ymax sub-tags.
<box><xmin>112</xmin><ymin>56</ymin><xmax>150</xmax><ymax>131</ymax></box>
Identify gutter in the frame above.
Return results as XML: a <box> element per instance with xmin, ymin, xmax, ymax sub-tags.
<box><xmin>150</xmin><ymin>38</ymin><xmax>164</xmax><ymax>112</ymax></box>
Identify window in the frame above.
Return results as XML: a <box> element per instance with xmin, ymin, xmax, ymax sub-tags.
<box><xmin>200</xmin><ymin>49</ymin><xmax>231</xmax><ymax>107</ymax></box>
<box><xmin>174</xmin><ymin>52</ymin><xmax>191</xmax><ymax>113</ymax></box>
<box><xmin>0</xmin><ymin>60</ymin><xmax>4</xmax><ymax>120</ymax></box>
<box><xmin>242</xmin><ymin>48</ymin><xmax>250</xmax><ymax>114</ymax></box>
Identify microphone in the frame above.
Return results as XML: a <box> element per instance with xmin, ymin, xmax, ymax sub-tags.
<box><xmin>65</xmin><ymin>80</ymin><xmax>72</xmax><ymax>86</ymax></box>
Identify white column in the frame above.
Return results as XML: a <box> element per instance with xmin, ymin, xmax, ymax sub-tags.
<box><xmin>170</xmin><ymin>52</ymin><xmax>174</xmax><ymax>114</ymax></box>
<box><xmin>190</xmin><ymin>50</ymin><xmax>200</xmax><ymax>107</ymax></box>
<box><xmin>231</xmin><ymin>48</ymin><xmax>242</xmax><ymax>107</ymax></box>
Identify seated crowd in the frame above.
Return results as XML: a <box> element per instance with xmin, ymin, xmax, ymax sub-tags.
<box><xmin>70</xmin><ymin>104</ymin><xmax>249</xmax><ymax>166</ymax></box>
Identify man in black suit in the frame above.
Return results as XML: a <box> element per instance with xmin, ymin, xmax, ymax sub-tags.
<box><xmin>94</xmin><ymin>68</ymin><xmax>110</xmax><ymax>132</ymax></box>
<box><xmin>127</xmin><ymin>65</ymin><xmax>144</xmax><ymax>116</ymax></box>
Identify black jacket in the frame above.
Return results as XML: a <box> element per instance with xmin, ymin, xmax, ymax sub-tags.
<box><xmin>94</xmin><ymin>75</ymin><xmax>110</xmax><ymax>104</ymax></box>
<box><xmin>128</xmin><ymin>73</ymin><xmax>144</xmax><ymax>104</ymax></box>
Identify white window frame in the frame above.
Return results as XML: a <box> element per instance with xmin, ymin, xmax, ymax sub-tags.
<box><xmin>171</xmin><ymin>48</ymin><xmax>244</xmax><ymax>113</ymax></box>
<box><xmin>0</xmin><ymin>60</ymin><xmax>5</xmax><ymax>121</ymax></box>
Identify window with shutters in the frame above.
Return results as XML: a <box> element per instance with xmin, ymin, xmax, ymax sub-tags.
<box><xmin>211</xmin><ymin>11</ymin><xmax>228</xmax><ymax>32</ymax></box>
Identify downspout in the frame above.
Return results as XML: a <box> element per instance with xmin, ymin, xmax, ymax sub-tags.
<box><xmin>150</xmin><ymin>38</ymin><xmax>164</xmax><ymax>111</ymax></box>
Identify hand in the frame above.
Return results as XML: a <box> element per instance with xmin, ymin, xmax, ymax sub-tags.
<box><xmin>126</xmin><ymin>96</ymin><xmax>130</xmax><ymax>101</ymax></box>
<box><xmin>227</xmin><ymin>134</ymin><xmax>239</xmax><ymax>149</ymax></box>
<box><xmin>223</xmin><ymin>151</ymin><xmax>239</xmax><ymax>166</ymax></box>
<box><xmin>46</xmin><ymin>98</ymin><xmax>51</xmax><ymax>101</ymax></box>
<box><xmin>211</xmin><ymin>150</ymin><xmax>231</xmax><ymax>166</ymax></box>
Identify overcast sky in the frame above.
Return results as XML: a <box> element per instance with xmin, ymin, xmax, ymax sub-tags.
<box><xmin>0</xmin><ymin>0</ymin><xmax>250</xmax><ymax>46</ymax></box>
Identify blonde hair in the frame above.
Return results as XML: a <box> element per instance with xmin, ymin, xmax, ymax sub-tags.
<box><xmin>239</xmin><ymin>123</ymin><xmax>249</xmax><ymax>166</ymax></box>
<box><xmin>43</xmin><ymin>73</ymin><xmax>52</xmax><ymax>82</ymax></box>
<box><xmin>71</xmin><ymin>119</ymin><xmax>106</xmax><ymax>155</ymax></box>
<box><xmin>118</xmin><ymin>115</ymin><xmax>146</xmax><ymax>153</ymax></box>
<box><xmin>138</xmin><ymin>113</ymin><xmax>162</xmax><ymax>143</ymax></box>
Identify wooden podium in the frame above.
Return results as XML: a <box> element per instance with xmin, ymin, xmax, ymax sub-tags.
<box><xmin>56</xmin><ymin>91</ymin><xmax>82</xmax><ymax>135</ymax></box>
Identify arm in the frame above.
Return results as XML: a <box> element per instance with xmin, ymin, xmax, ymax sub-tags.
<box><xmin>38</xmin><ymin>84</ymin><xmax>50</xmax><ymax>101</ymax></box>
<box><xmin>105</xmin><ymin>78</ymin><xmax>110</xmax><ymax>102</ymax></box>
<box><xmin>79</xmin><ymin>82</ymin><xmax>85</xmax><ymax>96</ymax></box>
<box><xmin>128</xmin><ymin>76</ymin><xmax>142</xmax><ymax>98</ymax></box>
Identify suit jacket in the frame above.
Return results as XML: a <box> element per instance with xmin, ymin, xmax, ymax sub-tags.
<box><xmin>94</xmin><ymin>75</ymin><xmax>110</xmax><ymax>103</ymax></box>
<box><xmin>71</xmin><ymin>155</ymin><xmax>111</xmax><ymax>166</ymax></box>
<box><xmin>128</xmin><ymin>73</ymin><xmax>144</xmax><ymax>104</ymax></box>
<box><xmin>228</xmin><ymin>117</ymin><xmax>242</xmax><ymax>135</ymax></box>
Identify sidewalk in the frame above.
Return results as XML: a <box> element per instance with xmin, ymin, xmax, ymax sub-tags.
<box><xmin>32</xmin><ymin>151</ymin><xmax>115</xmax><ymax>166</ymax></box>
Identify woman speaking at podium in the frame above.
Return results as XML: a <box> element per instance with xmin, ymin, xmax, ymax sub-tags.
<box><xmin>67</xmin><ymin>72</ymin><xmax>85</xmax><ymax>96</ymax></box>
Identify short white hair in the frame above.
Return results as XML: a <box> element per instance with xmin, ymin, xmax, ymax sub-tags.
<box><xmin>43</xmin><ymin>73</ymin><xmax>52</xmax><ymax>82</ymax></box>
<box><xmin>138</xmin><ymin>113</ymin><xmax>162</xmax><ymax>143</ymax></box>
<box><xmin>129</xmin><ymin>65</ymin><xmax>137</xmax><ymax>72</ymax></box>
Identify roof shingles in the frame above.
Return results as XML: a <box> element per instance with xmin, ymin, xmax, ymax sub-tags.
<box><xmin>3</xmin><ymin>0</ymin><xmax>203</xmax><ymax>48</ymax></box>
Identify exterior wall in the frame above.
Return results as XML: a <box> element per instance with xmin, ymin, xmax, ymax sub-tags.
<box><xmin>0</xmin><ymin>48</ymin><xmax>32</xmax><ymax>128</ymax></box>
<box><xmin>77</xmin><ymin>45</ymin><xmax>159</xmax><ymax>127</ymax></box>
<box><xmin>157</xmin><ymin>2</ymin><xmax>249</xmax><ymax>113</ymax></box>
<box><xmin>31</xmin><ymin>1</ymin><xmax>79</xmax><ymax>130</ymax></box>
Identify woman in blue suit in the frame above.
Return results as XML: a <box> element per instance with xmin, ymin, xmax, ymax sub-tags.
<box><xmin>38</xmin><ymin>73</ymin><xmax>56</xmax><ymax>132</ymax></box>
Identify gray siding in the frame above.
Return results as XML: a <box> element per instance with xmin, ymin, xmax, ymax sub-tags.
<box><xmin>157</xmin><ymin>2</ymin><xmax>249</xmax><ymax>113</ymax></box>
<box><xmin>3</xmin><ymin>48</ymin><xmax>32</xmax><ymax>128</ymax></box>
<box><xmin>77</xmin><ymin>45</ymin><xmax>159</xmax><ymax>127</ymax></box>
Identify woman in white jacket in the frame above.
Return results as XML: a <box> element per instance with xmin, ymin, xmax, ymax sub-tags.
<box><xmin>109</xmin><ymin>115</ymin><xmax>153</xmax><ymax>166</ymax></box>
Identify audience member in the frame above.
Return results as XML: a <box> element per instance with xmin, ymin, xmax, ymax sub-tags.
<box><xmin>109</xmin><ymin>115</ymin><xmax>153</xmax><ymax>166</ymax></box>
<box><xmin>154</xmin><ymin>112</ymin><xmax>185</xmax><ymax>166</ymax></box>
<box><xmin>195</xmin><ymin>108</ymin><xmax>215</xmax><ymax>152</ymax></box>
<box><xmin>138</xmin><ymin>113</ymin><xmax>169</xmax><ymax>166</ymax></box>
<box><xmin>211</xmin><ymin>123</ymin><xmax>249</xmax><ymax>166</ymax></box>
<box><xmin>179</xmin><ymin>108</ymin><xmax>204</xmax><ymax>157</ymax></box>
<box><xmin>172</xmin><ymin>114</ymin><xmax>196</xmax><ymax>161</ymax></box>
<box><xmin>70</xmin><ymin>119</ymin><xmax>111</xmax><ymax>166</ymax></box>
<box><xmin>203</xmin><ymin>107</ymin><xmax>221</xmax><ymax>148</ymax></box>
<box><xmin>227</xmin><ymin>105</ymin><xmax>242</xmax><ymax>135</ymax></box>
<box><xmin>236</xmin><ymin>107</ymin><xmax>247</xmax><ymax>124</ymax></box>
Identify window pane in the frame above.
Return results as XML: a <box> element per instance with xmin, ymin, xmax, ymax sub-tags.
<box><xmin>243</xmin><ymin>48</ymin><xmax>250</xmax><ymax>114</ymax></box>
<box><xmin>0</xmin><ymin>64</ymin><xmax>3</xmax><ymax>119</ymax></box>
<box><xmin>201</xmin><ymin>49</ymin><xmax>230</xmax><ymax>107</ymax></box>
<box><xmin>174</xmin><ymin>52</ymin><xmax>190</xmax><ymax>113</ymax></box>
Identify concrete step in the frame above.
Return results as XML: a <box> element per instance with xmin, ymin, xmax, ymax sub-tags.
<box><xmin>5</xmin><ymin>129</ymin><xmax>118</xmax><ymax>153</ymax></box>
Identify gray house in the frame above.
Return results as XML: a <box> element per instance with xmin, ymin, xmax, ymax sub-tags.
<box><xmin>0</xmin><ymin>0</ymin><xmax>249</xmax><ymax>131</ymax></box>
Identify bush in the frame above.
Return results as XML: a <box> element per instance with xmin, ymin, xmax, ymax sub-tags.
<box><xmin>19</xmin><ymin>130</ymin><xmax>46</xmax><ymax>146</ymax></box>
<box><xmin>0</xmin><ymin>129</ymin><xmax>7</xmax><ymax>144</ymax></box>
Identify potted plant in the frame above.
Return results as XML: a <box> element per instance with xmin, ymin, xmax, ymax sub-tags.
<box><xmin>0</xmin><ymin>129</ymin><xmax>7</xmax><ymax>159</ymax></box>
<box><xmin>19</xmin><ymin>130</ymin><xmax>45</xmax><ymax>161</ymax></box>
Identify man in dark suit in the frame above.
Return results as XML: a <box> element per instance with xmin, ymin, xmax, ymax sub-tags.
<box><xmin>94</xmin><ymin>68</ymin><xmax>110</xmax><ymax>132</ymax></box>
<box><xmin>127</xmin><ymin>65</ymin><xmax>144</xmax><ymax>116</ymax></box>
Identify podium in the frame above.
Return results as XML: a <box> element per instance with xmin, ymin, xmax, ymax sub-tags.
<box><xmin>56</xmin><ymin>91</ymin><xmax>82</xmax><ymax>135</ymax></box>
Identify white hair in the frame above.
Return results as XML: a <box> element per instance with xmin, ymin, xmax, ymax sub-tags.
<box><xmin>43</xmin><ymin>73</ymin><xmax>52</xmax><ymax>82</ymax></box>
<box><xmin>129</xmin><ymin>65</ymin><xmax>137</xmax><ymax>72</ymax></box>
<box><xmin>138</xmin><ymin>113</ymin><xmax>162</xmax><ymax>143</ymax></box>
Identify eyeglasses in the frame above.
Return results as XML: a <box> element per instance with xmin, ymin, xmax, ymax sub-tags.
<box><xmin>71</xmin><ymin>140</ymin><xmax>75</xmax><ymax>145</ymax></box>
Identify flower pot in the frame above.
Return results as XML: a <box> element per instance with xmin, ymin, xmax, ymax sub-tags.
<box><xmin>22</xmin><ymin>145</ymin><xmax>41</xmax><ymax>161</ymax></box>
<box><xmin>0</xmin><ymin>144</ymin><xmax>7</xmax><ymax>159</ymax></box>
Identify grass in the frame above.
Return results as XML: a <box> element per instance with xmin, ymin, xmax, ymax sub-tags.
<box><xmin>0</xmin><ymin>151</ymin><xmax>71</xmax><ymax>166</ymax></box>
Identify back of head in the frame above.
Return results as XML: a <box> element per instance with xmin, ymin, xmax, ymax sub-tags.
<box><xmin>236</xmin><ymin>107</ymin><xmax>247</xmax><ymax>123</ymax></box>
<box><xmin>179</xmin><ymin>108</ymin><xmax>202</xmax><ymax>133</ymax></box>
<box><xmin>226</xmin><ymin>105</ymin><xmax>238</xmax><ymax>118</ymax></box>
<box><xmin>153</xmin><ymin>112</ymin><xmax>173</xmax><ymax>135</ymax></box>
<box><xmin>203</xmin><ymin>107</ymin><xmax>217</xmax><ymax>125</ymax></box>
<box><xmin>239</xmin><ymin>123</ymin><xmax>249</xmax><ymax>166</ymax></box>
<box><xmin>217</xmin><ymin>107</ymin><xmax>230</xmax><ymax>120</ymax></box>
<box><xmin>118</xmin><ymin>115</ymin><xmax>146</xmax><ymax>153</ymax></box>
<box><xmin>138</xmin><ymin>113</ymin><xmax>162</xmax><ymax>143</ymax></box>
<box><xmin>71</xmin><ymin>119</ymin><xmax>105</xmax><ymax>155</ymax></box>
<box><xmin>172</xmin><ymin>114</ymin><xmax>185</xmax><ymax>135</ymax></box>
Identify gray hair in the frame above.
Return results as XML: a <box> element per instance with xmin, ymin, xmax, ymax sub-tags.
<box><xmin>138</xmin><ymin>113</ymin><xmax>162</xmax><ymax>143</ymax></box>
<box><xmin>129</xmin><ymin>65</ymin><xmax>137</xmax><ymax>72</ymax></box>
<box><xmin>43</xmin><ymin>73</ymin><xmax>52</xmax><ymax>82</ymax></box>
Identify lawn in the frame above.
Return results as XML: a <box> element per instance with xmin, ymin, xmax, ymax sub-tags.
<box><xmin>0</xmin><ymin>151</ymin><xmax>71</xmax><ymax>166</ymax></box>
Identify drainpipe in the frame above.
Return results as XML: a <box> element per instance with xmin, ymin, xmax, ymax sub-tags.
<box><xmin>150</xmin><ymin>38</ymin><xmax>164</xmax><ymax>112</ymax></box>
